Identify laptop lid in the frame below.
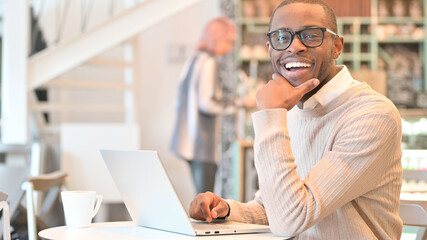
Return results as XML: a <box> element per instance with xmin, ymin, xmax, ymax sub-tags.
<box><xmin>100</xmin><ymin>149</ymin><xmax>195</xmax><ymax>236</ymax></box>
<box><xmin>101</xmin><ymin>149</ymin><xmax>273</xmax><ymax>237</ymax></box>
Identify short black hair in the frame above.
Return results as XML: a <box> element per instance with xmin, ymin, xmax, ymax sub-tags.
<box><xmin>269</xmin><ymin>0</ymin><xmax>338</xmax><ymax>33</ymax></box>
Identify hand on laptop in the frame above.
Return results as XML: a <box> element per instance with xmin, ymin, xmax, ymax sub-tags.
<box><xmin>189</xmin><ymin>192</ymin><xmax>230</xmax><ymax>223</ymax></box>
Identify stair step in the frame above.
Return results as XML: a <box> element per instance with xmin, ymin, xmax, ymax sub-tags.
<box><xmin>86</xmin><ymin>57</ymin><xmax>132</xmax><ymax>68</ymax></box>
<box><xmin>45</xmin><ymin>79</ymin><xmax>129</xmax><ymax>90</ymax></box>
<box><xmin>30</xmin><ymin>103</ymin><xmax>125</xmax><ymax>113</ymax></box>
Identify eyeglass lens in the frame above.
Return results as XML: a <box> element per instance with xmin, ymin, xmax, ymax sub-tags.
<box><xmin>270</xmin><ymin>28</ymin><xmax>324</xmax><ymax>50</ymax></box>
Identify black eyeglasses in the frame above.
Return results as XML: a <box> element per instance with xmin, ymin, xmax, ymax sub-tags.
<box><xmin>267</xmin><ymin>27</ymin><xmax>338</xmax><ymax>51</ymax></box>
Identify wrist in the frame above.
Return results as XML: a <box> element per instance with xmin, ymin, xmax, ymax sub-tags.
<box><xmin>225</xmin><ymin>202</ymin><xmax>231</xmax><ymax>217</ymax></box>
<box><xmin>217</xmin><ymin>202</ymin><xmax>230</xmax><ymax>220</ymax></box>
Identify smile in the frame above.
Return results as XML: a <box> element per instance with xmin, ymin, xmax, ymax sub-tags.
<box><xmin>285</xmin><ymin>62</ymin><xmax>312</xmax><ymax>71</ymax></box>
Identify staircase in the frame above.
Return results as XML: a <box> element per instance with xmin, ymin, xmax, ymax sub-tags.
<box><xmin>23</xmin><ymin>0</ymin><xmax>202</xmax><ymax>144</ymax></box>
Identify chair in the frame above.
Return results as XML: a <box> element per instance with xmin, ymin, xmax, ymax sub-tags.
<box><xmin>400</xmin><ymin>201</ymin><xmax>427</xmax><ymax>240</ymax></box>
<box><xmin>21</xmin><ymin>171</ymin><xmax>67</xmax><ymax>240</ymax></box>
<box><xmin>0</xmin><ymin>165</ymin><xmax>27</xmax><ymax>240</ymax></box>
<box><xmin>401</xmin><ymin>166</ymin><xmax>427</xmax><ymax>240</ymax></box>
<box><xmin>0</xmin><ymin>191</ymin><xmax>11</xmax><ymax>240</ymax></box>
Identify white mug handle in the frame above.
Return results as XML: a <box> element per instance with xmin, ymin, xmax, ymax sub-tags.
<box><xmin>91</xmin><ymin>194</ymin><xmax>103</xmax><ymax>219</ymax></box>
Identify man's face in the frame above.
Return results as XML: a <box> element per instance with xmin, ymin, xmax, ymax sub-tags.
<box><xmin>267</xmin><ymin>3</ymin><xmax>343</xmax><ymax>87</ymax></box>
<box><xmin>214</xmin><ymin>30</ymin><xmax>235</xmax><ymax>56</ymax></box>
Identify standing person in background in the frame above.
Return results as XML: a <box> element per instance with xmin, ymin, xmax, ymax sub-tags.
<box><xmin>170</xmin><ymin>17</ymin><xmax>236</xmax><ymax>194</ymax></box>
<box><xmin>189</xmin><ymin>0</ymin><xmax>403</xmax><ymax>239</ymax></box>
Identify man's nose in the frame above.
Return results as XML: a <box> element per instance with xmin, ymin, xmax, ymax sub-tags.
<box><xmin>287</xmin><ymin>36</ymin><xmax>307</xmax><ymax>53</ymax></box>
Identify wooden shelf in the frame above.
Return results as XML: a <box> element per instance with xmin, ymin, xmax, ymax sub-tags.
<box><xmin>340</xmin><ymin>53</ymin><xmax>374</xmax><ymax>61</ymax></box>
<box><xmin>237</xmin><ymin>139</ymin><xmax>254</xmax><ymax>148</ymax></box>
<box><xmin>342</xmin><ymin>35</ymin><xmax>373</xmax><ymax>42</ymax></box>
<box><xmin>378</xmin><ymin>17</ymin><xmax>424</xmax><ymax>24</ymax></box>
<box><xmin>238</xmin><ymin>18</ymin><xmax>269</xmax><ymax>25</ymax></box>
<box><xmin>378</xmin><ymin>38</ymin><xmax>424</xmax><ymax>43</ymax></box>
<box><xmin>399</xmin><ymin>109</ymin><xmax>427</xmax><ymax>119</ymax></box>
<box><xmin>336</xmin><ymin>16</ymin><xmax>372</xmax><ymax>24</ymax></box>
<box><xmin>403</xmin><ymin>169</ymin><xmax>427</xmax><ymax>181</ymax></box>
<box><xmin>239</xmin><ymin>57</ymin><xmax>270</xmax><ymax>62</ymax></box>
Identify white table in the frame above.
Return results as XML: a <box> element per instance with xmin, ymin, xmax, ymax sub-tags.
<box><xmin>39</xmin><ymin>221</ymin><xmax>287</xmax><ymax>240</ymax></box>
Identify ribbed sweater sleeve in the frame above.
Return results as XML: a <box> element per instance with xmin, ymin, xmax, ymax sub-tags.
<box><xmin>227</xmin><ymin>83</ymin><xmax>403</xmax><ymax>239</ymax></box>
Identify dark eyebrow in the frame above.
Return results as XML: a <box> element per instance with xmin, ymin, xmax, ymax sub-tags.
<box><xmin>301</xmin><ymin>25</ymin><xmax>322</xmax><ymax>29</ymax></box>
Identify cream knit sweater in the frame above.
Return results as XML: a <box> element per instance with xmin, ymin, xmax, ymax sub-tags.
<box><xmin>226</xmin><ymin>83</ymin><xmax>403</xmax><ymax>240</ymax></box>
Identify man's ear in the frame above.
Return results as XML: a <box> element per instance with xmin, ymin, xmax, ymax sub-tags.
<box><xmin>266</xmin><ymin>41</ymin><xmax>272</xmax><ymax>57</ymax></box>
<box><xmin>333</xmin><ymin>36</ymin><xmax>344</xmax><ymax>59</ymax></box>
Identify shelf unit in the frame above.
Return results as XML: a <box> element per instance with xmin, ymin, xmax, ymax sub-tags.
<box><xmin>400</xmin><ymin>108</ymin><xmax>427</xmax><ymax>119</ymax></box>
<box><xmin>336</xmin><ymin>17</ymin><xmax>378</xmax><ymax>70</ymax></box>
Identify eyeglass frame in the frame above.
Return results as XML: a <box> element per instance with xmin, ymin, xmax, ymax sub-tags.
<box><xmin>266</xmin><ymin>27</ymin><xmax>339</xmax><ymax>51</ymax></box>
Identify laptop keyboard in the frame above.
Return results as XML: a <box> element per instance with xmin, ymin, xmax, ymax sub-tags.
<box><xmin>191</xmin><ymin>221</ymin><xmax>233</xmax><ymax>230</ymax></box>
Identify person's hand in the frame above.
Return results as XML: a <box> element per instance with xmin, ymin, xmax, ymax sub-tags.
<box><xmin>242</xmin><ymin>92</ymin><xmax>257</xmax><ymax>108</ymax></box>
<box><xmin>189</xmin><ymin>192</ymin><xmax>229</xmax><ymax>223</ymax></box>
<box><xmin>223</xmin><ymin>105</ymin><xmax>236</xmax><ymax>115</ymax></box>
<box><xmin>256</xmin><ymin>73</ymin><xmax>319</xmax><ymax>110</ymax></box>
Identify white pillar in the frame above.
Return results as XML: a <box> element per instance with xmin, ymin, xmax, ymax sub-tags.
<box><xmin>124</xmin><ymin>42</ymin><xmax>135</xmax><ymax>125</ymax></box>
<box><xmin>1</xmin><ymin>0</ymin><xmax>29</xmax><ymax>144</ymax></box>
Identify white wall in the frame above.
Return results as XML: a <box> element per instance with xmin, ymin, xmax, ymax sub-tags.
<box><xmin>136</xmin><ymin>0</ymin><xmax>220</xmax><ymax>209</ymax></box>
<box><xmin>1</xmin><ymin>0</ymin><xmax>29</xmax><ymax>144</ymax></box>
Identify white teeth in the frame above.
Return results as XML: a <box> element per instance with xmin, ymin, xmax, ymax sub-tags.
<box><xmin>285</xmin><ymin>62</ymin><xmax>312</xmax><ymax>69</ymax></box>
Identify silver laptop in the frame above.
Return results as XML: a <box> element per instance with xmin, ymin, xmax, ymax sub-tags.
<box><xmin>100</xmin><ymin>149</ymin><xmax>271</xmax><ymax>236</ymax></box>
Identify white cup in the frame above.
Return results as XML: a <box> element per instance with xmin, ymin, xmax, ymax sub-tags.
<box><xmin>61</xmin><ymin>191</ymin><xmax>102</xmax><ymax>228</ymax></box>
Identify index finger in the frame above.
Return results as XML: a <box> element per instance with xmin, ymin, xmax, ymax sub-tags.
<box><xmin>199</xmin><ymin>193</ymin><xmax>214</xmax><ymax>222</ymax></box>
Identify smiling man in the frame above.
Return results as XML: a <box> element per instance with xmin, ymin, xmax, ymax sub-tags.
<box><xmin>189</xmin><ymin>1</ymin><xmax>403</xmax><ymax>239</ymax></box>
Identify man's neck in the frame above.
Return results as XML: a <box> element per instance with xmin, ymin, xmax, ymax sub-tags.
<box><xmin>297</xmin><ymin>65</ymin><xmax>343</xmax><ymax>109</ymax></box>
